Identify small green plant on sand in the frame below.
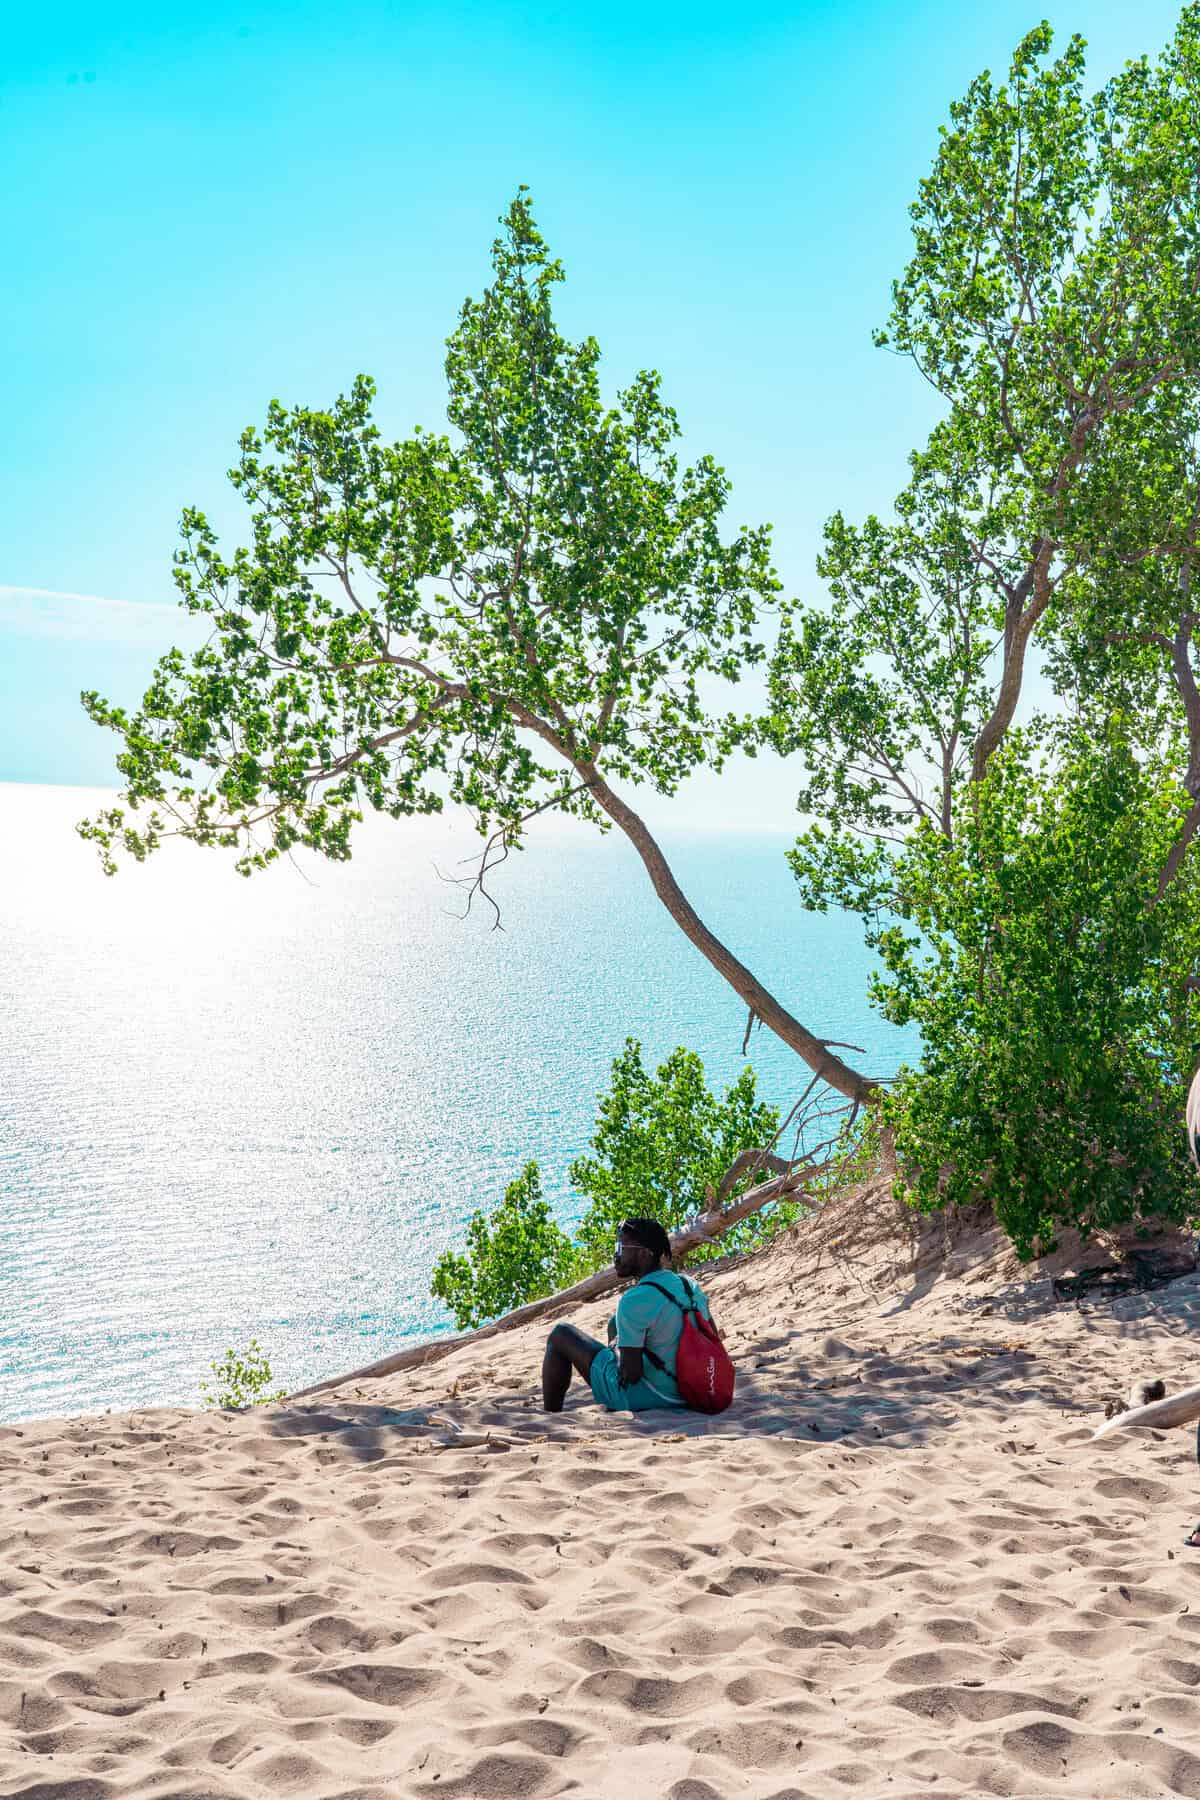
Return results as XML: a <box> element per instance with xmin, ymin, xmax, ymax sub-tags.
<box><xmin>199</xmin><ymin>1339</ymin><xmax>287</xmax><ymax>1409</ymax></box>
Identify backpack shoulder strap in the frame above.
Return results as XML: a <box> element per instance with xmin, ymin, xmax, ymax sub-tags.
<box><xmin>634</xmin><ymin>1278</ymin><xmax>683</xmax><ymax>1374</ymax></box>
<box><xmin>640</xmin><ymin>1277</ymin><xmax>689</xmax><ymax>1313</ymax></box>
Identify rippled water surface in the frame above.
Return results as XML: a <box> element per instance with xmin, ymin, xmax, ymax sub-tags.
<box><xmin>0</xmin><ymin>782</ymin><xmax>916</xmax><ymax>1422</ymax></box>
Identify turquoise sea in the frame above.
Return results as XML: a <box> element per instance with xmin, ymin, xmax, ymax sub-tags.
<box><xmin>0</xmin><ymin>782</ymin><xmax>917</xmax><ymax>1423</ymax></box>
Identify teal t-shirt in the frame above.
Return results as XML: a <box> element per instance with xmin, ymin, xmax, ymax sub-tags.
<box><xmin>615</xmin><ymin>1268</ymin><xmax>711</xmax><ymax>1405</ymax></box>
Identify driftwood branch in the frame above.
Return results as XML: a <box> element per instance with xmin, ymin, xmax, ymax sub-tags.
<box><xmin>284</xmin><ymin>1157</ymin><xmax>829</xmax><ymax>1403</ymax></box>
<box><xmin>715</xmin><ymin>1146</ymin><xmax>793</xmax><ymax>1204</ymax></box>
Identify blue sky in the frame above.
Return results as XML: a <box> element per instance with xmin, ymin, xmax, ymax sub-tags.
<box><xmin>1</xmin><ymin>0</ymin><xmax>1187</xmax><ymax>824</ymax></box>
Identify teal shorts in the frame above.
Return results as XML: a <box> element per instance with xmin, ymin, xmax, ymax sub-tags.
<box><xmin>588</xmin><ymin>1346</ymin><xmax>684</xmax><ymax>1413</ymax></box>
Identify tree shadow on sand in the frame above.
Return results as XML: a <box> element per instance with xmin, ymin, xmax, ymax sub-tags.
<box><xmin>260</xmin><ymin>1325</ymin><xmax>1086</xmax><ymax>1467</ymax></box>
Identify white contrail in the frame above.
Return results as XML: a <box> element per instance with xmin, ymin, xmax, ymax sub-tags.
<box><xmin>0</xmin><ymin>583</ymin><xmax>188</xmax><ymax>643</ymax></box>
<box><xmin>0</xmin><ymin>584</ymin><xmax>178</xmax><ymax>617</ymax></box>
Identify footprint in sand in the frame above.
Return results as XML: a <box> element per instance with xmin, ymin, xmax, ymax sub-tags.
<box><xmin>883</xmin><ymin>1646</ymin><xmax>996</xmax><ymax>1685</ymax></box>
<box><xmin>242</xmin><ymin>1747</ymin><xmax>335</xmax><ymax>1793</ymax></box>
<box><xmin>1046</xmin><ymin>1624</ymin><xmax>1135</xmax><ymax>1660</ymax></box>
<box><xmin>422</xmin><ymin>1560</ymin><xmax>533</xmax><ymax>1590</ymax></box>
<box><xmin>1094</xmin><ymin>1473</ymin><xmax>1173</xmax><ymax>1505</ymax></box>
<box><xmin>576</xmin><ymin>1668</ymin><xmax>721</xmax><ymax>1718</ymax></box>
<box><xmin>467</xmin><ymin>1716</ymin><xmax>585</xmax><ymax>1758</ymax></box>
<box><xmin>332</xmin><ymin>1714</ymin><xmax>398</xmax><ymax>1745</ymax></box>
<box><xmin>683</xmin><ymin>1716</ymin><xmax>802</xmax><ymax>1770</ymax></box>
<box><xmin>415</xmin><ymin>1750</ymin><xmax>561</xmax><ymax>1799</ymax></box>
<box><xmin>297</xmin><ymin>1612</ymin><xmax>389</xmax><ymax>1655</ymax></box>
<box><xmin>5</xmin><ymin>1610</ymin><xmax>121</xmax><ymax>1652</ymax></box>
<box><xmin>310</xmin><ymin>1661</ymin><xmax>445</xmax><ymax>1706</ymax></box>
<box><xmin>892</xmin><ymin>1682</ymin><xmax>1081</xmax><ymax>1724</ymax></box>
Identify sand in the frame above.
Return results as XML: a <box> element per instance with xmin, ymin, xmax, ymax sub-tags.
<box><xmin>5</xmin><ymin>1185</ymin><xmax>1200</xmax><ymax>1800</ymax></box>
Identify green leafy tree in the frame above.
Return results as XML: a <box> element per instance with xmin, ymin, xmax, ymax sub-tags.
<box><xmin>756</xmin><ymin>12</ymin><xmax>1200</xmax><ymax>881</ymax></box>
<box><xmin>430</xmin><ymin>1161</ymin><xmax>577</xmax><ymax>1330</ymax></box>
<box><xmin>430</xmin><ymin>1042</ymin><xmax>785</xmax><ymax>1329</ymax></box>
<box><xmin>874</xmin><ymin>729</ymin><xmax>1200</xmax><ymax>1254</ymax></box>
<box><xmin>80</xmin><ymin>192</ymin><xmax>870</xmax><ymax>1106</ymax></box>
<box><xmin>83</xmin><ymin>13</ymin><xmax>1200</xmax><ymax>1262</ymax></box>
<box><xmin>199</xmin><ymin>1339</ymin><xmax>286</xmax><ymax>1409</ymax></box>
<box><xmin>569</xmin><ymin>1040</ymin><xmax>784</xmax><ymax>1266</ymax></box>
<box><xmin>744</xmin><ymin>10</ymin><xmax>1200</xmax><ymax>1245</ymax></box>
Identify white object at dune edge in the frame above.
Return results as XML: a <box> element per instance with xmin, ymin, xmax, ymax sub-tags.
<box><xmin>1092</xmin><ymin>1378</ymin><xmax>1200</xmax><ymax>1439</ymax></box>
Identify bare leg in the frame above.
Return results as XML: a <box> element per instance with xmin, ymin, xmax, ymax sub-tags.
<box><xmin>542</xmin><ymin>1323</ymin><xmax>602</xmax><ymax>1412</ymax></box>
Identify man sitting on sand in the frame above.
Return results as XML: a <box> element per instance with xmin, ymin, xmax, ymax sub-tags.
<box><xmin>541</xmin><ymin>1217</ymin><xmax>715</xmax><ymax>1413</ymax></box>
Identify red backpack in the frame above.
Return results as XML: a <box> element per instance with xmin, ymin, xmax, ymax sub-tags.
<box><xmin>643</xmin><ymin>1275</ymin><xmax>735</xmax><ymax>1414</ymax></box>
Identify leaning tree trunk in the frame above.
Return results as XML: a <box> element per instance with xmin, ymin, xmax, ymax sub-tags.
<box><xmin>580</xmin><ymin>763</ymin><xmax>879</xmax><ymax>1107</ymax></box>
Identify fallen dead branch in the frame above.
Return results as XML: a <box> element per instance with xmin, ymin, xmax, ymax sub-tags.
<box><xmin>284</xmin><ymin>1155</ymin><xmax>831</xmax><ymax>1403</ymax></box>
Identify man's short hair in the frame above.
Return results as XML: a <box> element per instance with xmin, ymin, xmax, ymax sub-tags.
<box><xmin>619</xmin><ymin>1217</ymin><xmax>672</xmax><ymax>1264</ymax></box>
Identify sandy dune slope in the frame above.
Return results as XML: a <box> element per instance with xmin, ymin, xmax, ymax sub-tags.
<box><xmin>5</xmin><ymin>1187</ymin><xmax>1200</xmax><ymax>1799</ymax></box>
